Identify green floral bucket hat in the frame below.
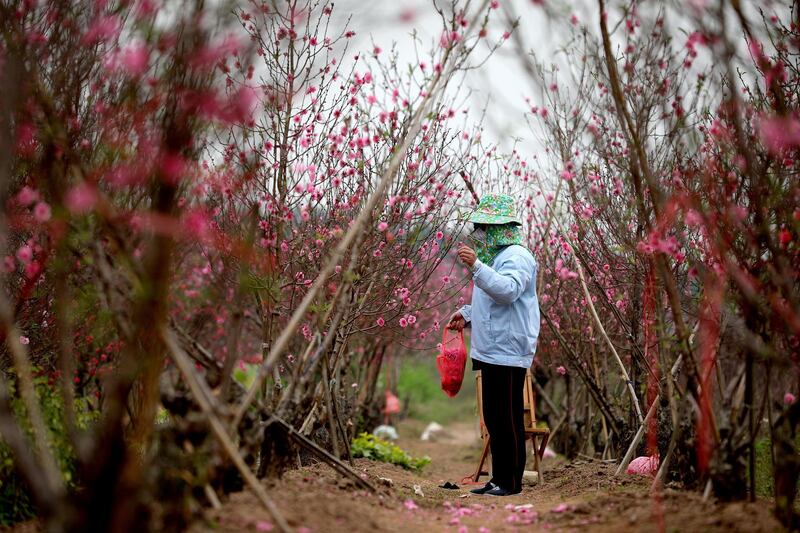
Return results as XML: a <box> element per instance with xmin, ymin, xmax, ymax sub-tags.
<box><xmin>467</xmin><ymin>194</ymin><xmax>522</xmax><ymax>226</ymax></box>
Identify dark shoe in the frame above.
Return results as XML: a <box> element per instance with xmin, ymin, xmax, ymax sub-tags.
<box><xmin>469</xmin><ymin>482</ymin><xmax>497</xmax><ymax>495</ymax></box>
<box><xmin>485</xmin><ymin>485</ymin><xmax>517</xmax><ymax>496</ymax></box>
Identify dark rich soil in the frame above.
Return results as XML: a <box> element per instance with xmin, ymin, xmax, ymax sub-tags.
<box><xmin>194</xmin><ymin>419</ymin><xmax>783</xmax><ymax>532</ymax></box>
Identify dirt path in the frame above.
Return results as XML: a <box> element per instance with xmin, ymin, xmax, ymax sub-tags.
<box><xmin>197</xmin><ymin>419</ymin><xmax>782</xmax><ymax>532</ymax></box>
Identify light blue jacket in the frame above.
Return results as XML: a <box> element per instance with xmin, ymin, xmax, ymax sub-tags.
<box><xmin>459</xmin><ymin>244</ymin><xmax>540</xmax><ymax>369</ymax></box>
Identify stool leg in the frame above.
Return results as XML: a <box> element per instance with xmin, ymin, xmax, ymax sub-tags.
<box><xmin>472</xmin><ymin>437</ymin><xmax>491</xmax><ymax>482</ymax></box>
<box><xmin>532</xmin><ymin>435</ymin><xmax>542</xmax><ymax>484</ymax></box>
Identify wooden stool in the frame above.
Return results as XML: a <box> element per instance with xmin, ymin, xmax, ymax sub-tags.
<box><xmin>467</xmin><ymin>369</ymin><xmax>551</xmax><ymax>484</ymax></box>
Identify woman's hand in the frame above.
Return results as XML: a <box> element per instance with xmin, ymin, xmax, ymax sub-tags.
<box><xmin>446</xmin><ymin>311</ymin><xmax>466</xmax><ymax>331</ymax></box>
<box><xmin>457</xmin><ymin>244</ymin><xmax>477</xmax><ymax>267</ymax></box>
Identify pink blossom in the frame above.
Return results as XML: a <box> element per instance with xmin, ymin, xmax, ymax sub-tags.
<box><xmin>436</xmin><ymin>231</ymin><xmax>444</xmax><ymax>240</ymax></box>
<box><xmin>556</xmin><ymin>366</ymin><xmax>566</xmax><ymax>376</ymax></box>
<box><xmin>230</xmin><ymin>86</ymin><xmax>260</xmax><ymax>122</ymax></box>
<box><xmin>33</xmin><ymin>202</ymin><xmax>51</xmax><ymax>222</ymax></box>
<box><xmin>779</xmin><ymin>229</ymin><xmax>792</xmax><ymax>247</ymax></box>
<box><xmin>378</xmin><ymin>221</ymin><xmax>388</xmax><ymax>231</ymax></box>
<box><xmin>399</xmin><ymin>318</ymin><xmax>408</xmax><ymax>328</ymax></box>
<box><xmin>82</xmin><ymin>16</ymin><xmax>121</xmax><ymax>44</ymax></box>
<box><xmin>439</xmin><ymin>30</ymin><xmax>460</xmax><ymax>49</ymax></box>
<box><xmin>758</xmin><ymin>114</ymin><xmax>800</xmax><ymax>154</ymax></box>
<box><xmin>376</xmin><ymin>317</ymin><xmax>385</xmax><ymax>327</ymax></box>
<box><xmin>15</xmin><ymin>245</ymin><xmax>33</xmax><ymax>265</ymax></box>
<box><xmin>65</xmin><ymin>183</ymin><xmax>98</xmax><ymax>214</ymax></box>
<box><xmin>399</xmin><ymin>8</ymin><xmax>416</xmax><ymax>22</ymax></box>
<box><xmin>407</xmin><ymin>315</ymin><xmax>416</xmax><ymax>325</ymax></box>
<box><xmin>16</xmin><ymin>123</ymin><xmax>37</xmax><ymax>156</ymax></box>
<box><xmin>16</xmin><ymin>186</ymin><xmax>39</xmax><ymax>206</ymax></box>
<box><xmin>557</xmin><ymin>267</ymin><xmax>578</xmax><ymax>280</ymax></box>
<box><xmin>403</xmin><ymin>499</ymin><xmax>418</xmax><ymax>511</ymax></box>
<box><xmin>183</xmin><ymin>210</ymin><xmax>210</xmax><ymax>241</ymax></box>
<box><xmin>190</xmin><ymin>35</ymin><xmax>242</xmax><ymax>69</ymax></box>
<box><xmin>784</xmin><ymin>393</ymin><xmax>796</xmax><ymax>405</ymax></box>
<box><xmin>19</xmin><ymin>336</ymin><xmax>30</xmax><ymax>345</ymax></box>
<box><xmin>160</xmin><ymin>152</ymin><xmax>186</xmax><ymax>184</ymax></box>
<box><xmin>120</xmin><ymin>43</ymin><xmax>149</xmax><ymax>76</ymax></box>
<box><xmin>685</xmin><ymin>210</ymin><xmax>703</xmax><ymax>227</ymax></box>
<box><xmin>552</xmin><ymin>503</ymin><xmax>570</xmax><ymax>513</ymax></box>
<box><xmin>255</xmin><ymin>520</ymin><xmax>273</xmax><ymax>531</ymax></box>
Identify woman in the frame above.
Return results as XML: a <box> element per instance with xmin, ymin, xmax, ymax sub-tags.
<box><xmin>447</xmin><ymin>194</ymin><xmax>540</xmax><ymax>496</ymax></box>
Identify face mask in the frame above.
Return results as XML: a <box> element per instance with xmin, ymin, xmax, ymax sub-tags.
<box><xmin>469</xmin><ymin>227</ymin><xmax>487</xmax><ymax>247</ymax></box>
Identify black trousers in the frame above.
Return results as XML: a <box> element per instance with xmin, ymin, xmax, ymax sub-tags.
<box><xmin>474</xmin><ymin>359</ymin><xmax>527</xmax><ymax>492</ymax></box>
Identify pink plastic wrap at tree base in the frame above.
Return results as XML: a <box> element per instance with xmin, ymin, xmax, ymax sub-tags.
<box><xmin>626</xmin><ymin>455</ymin><xmax>660</xmax><ymax>476</ymax></box>
<box><xmin>436</xmin><ymin>329</ymin><xmax>467</xmax><ymax>397</ymax></box>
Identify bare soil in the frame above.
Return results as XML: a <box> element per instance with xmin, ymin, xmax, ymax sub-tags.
<box><xmin>195</xmin><ymin>418</ymin><xmax>783</xmax><ymax>532</ymax></box>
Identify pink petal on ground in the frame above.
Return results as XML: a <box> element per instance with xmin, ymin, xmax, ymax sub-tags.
<box><xmin>552</xmin><ymin>503</ymin><xmax>570</xmax><ymax>513</ymax></box>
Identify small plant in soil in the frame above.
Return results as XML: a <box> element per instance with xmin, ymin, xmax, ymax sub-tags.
<box><xmin>351</xmin><ymin>433</ymin><xmax>431</xmax><ymax>471</ymax></box>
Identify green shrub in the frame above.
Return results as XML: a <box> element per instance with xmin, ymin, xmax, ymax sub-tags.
<box><xmin>350</xmin><ymin>433</ymin><xmax>430</xmax><ymax>471</ymax></box>
<box><xmin>0</xmin><ymin>375</ymin><xmax>99</xmax><ymax>525</ymax></box>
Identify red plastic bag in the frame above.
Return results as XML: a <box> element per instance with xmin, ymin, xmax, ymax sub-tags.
<box><xmin>436</xmin><ymin>329</ymin><xmax>467</xmax><ymax>397</ymax></box>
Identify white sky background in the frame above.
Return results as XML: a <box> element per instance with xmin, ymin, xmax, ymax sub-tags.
<box><xmin>331</xmin><ymin>0</ymin><xmax>569</xmax><ymax>177</ymax></box>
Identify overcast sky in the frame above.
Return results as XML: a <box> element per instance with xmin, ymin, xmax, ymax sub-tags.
<box><xmin>334</xmin><ymin>0</ymin><xmax>565</xmax><ymax>152</ymax></box>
